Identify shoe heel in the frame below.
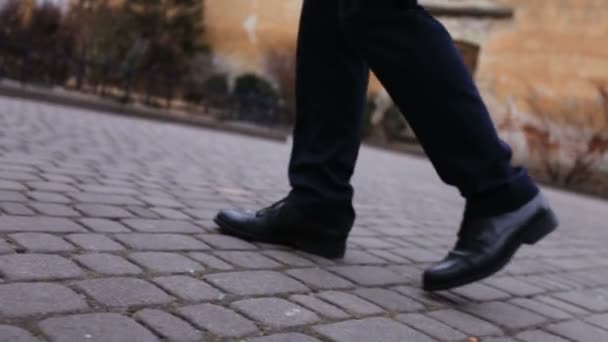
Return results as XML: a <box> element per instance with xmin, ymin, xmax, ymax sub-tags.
<box><xmin>522</xmin><ymin>208</ymin><xmax>559</xmax><ymax>245</ymax></box>
<box><xmin>293</xmin><ymin>238</ymin><xmax>346</xmax><ymax>259</ymax></box>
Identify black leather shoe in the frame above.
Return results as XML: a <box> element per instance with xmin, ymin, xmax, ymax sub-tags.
<box><xmin>423</xmin><ymin>193</ymin><xmax>558</xmax><ymax>291</ymax></box>
<box><xmin>214</xmin><ymin>198</ymin><xmax>347</xmax><ymax>259</ymax></box>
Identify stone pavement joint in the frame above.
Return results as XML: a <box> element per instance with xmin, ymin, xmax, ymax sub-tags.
<box><xmin>0</xmin><ymin>96</ymin><xmax>607</xmax><ymax>341</ymax></box>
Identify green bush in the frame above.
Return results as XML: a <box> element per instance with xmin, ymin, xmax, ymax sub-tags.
<box><xmin>232</xmin><ymin>73</ymin><xmax>279</xmax><ymax>124</ymax></box>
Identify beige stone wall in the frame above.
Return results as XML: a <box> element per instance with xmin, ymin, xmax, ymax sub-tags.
<box><xmin>478</xmin><ymin>0</ymin><xmax>608</xmax><ymax>127</ymax></box>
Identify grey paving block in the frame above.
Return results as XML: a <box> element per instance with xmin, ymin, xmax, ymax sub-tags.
<box><xmin>286</xmin><ymin>268</ymin><xmax>354</xmax><ymax>290</ymax></box>
<box><xmin>0</xmin><ymin>254</ymin><xmax>83</xmax><ymax>280</ymax></box>
<box><xmin>0</xmin><ymin>325</ymin><xmax>39</xmax><ymax>342</ymax></box>
<box><xmin>427</xmin><ymin>309</ymin><xmax>503</xmax><ymax>336</ymax></box>
<box><xmin>188</xmin><ymin>252</ymin><xmax>234</xmax><ymax>270</ymax></box>
<box><xmin>40</xmin><ymin>313</ymin><xmax>159</xmax><ymax>342</ymax></box>
<box><xmin>75</xmin><ymin>277</ymin><xmax>173</xmax><ymax>307</ymax></box>
<box><xmin>129</xmin><ymin>252</ymin><xmax>204</xmax><ymax>273</ymax></box>
<box><xmin>178</xmin><ymin>303</ymin><xmax>258</xmax><ymax>337</ymax></box>
<box><xmin>316</xmin><ymin>291</ymin><xmax>384</xmax><ymax>315</ymax></box>
<box><xmin>215</xmin><ymin>251</ymin><xmax>282</xmax><ymax>269</ymax></box>
<box><xmin>67</xmin><ymin>233</ymin><xmax>125</xmax><ymax>251</ymax></box>
<box><xmin>153</xmin><ymin>275</ymin><xmax>224</xmax><ymax>301</ymax></box>
<box><xmin>289</xmin><ymin>295</ymin><xmax>350</xmax><ymax>320</ymax></box>
<box><xmin>462</xmin><ymin>301</ymin><xmax>548</xmax><ymax>329</ymax></box>
<box><xmin>122</xmin><ymin>219</ymin><xmax>202</xmax><ymax>233</ymax></box>
<box><xmin>9</xmin><ymin>233</ymin><xmax>76</xmax><ymax>252</ymax></box>
<box><xmin>328</xmin><ymin>266</ymin><xmax>405</xmax><ymax>286</ymax></box>
<box><xmin>546</xmin><ymin>320</ymin><xmax>608</xmax><ymax>342</ymax></box>
<box><xmin>78</xmin><ymin>218</ymin><xmax>131</xmax><ymax>232</ymax></box>
<box><xmin>395</xmin><ymin>313</ymin><xmax>468</xmax><ymax>341</ymax></box>
<box><xmin>314</xmin><ymin>317</ymin><xmax>435</xmax><ymax>342</ymax></box>
<box><xmin>353</xmin><ymin>288</ymin><xmax>424</xmax><ymax>312</ymax></box>
<box><xmin>114</xmin><ymin>233</ymin><xmax>210</xmax><ymax>251</ymax></box>
<box><xmin>233</xmin><ymin>297</ymin><xmax>320</xmax><ymax>328</ymax></box>
<box><xmin>0</xmin><ymin>283</ymin><xmax>88</xmax><ymax>317</ymax></box>
<box><xmin>248</xmin><ymin>333</ymin><xmax>321</xmax><ymax>342</ymax></box>
<box><xmin>0</xmin><ymin>216</ymin><xmax>85</xmax><ymax>233</ymax></box>
<box><xmin>75</xmin><ymin>254</ymin><xmax>143</xmax><ymax>275</ymax></box>
<box><xmin>205</xmin><ymin>271</ymin><xmax>308</xmax><ymax>295</ymax></box>
<box><xmin>134</xmin><ymin>309</ymin><xmax>201</xmax><ymax>342</ymax></box>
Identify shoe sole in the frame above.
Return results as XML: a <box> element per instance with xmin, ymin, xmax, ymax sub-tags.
<box><xmin>213</xmin><ymin>215</ymin><xmax>346</xmax><ymax>259</ymax></box>
<box><xmin>423</xmin><ymin>207</ymin><xmax>559</xmax><ymax>292</ymax></box>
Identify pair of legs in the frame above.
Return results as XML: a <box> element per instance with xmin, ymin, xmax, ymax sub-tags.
<box><xmin>215</xmin><ymin>0</ymin><xmax>558</xmax><ymax>290</ymax></box>
<box><xmin>288</xmin><ymin>0</ymin><xmax>538</xmax><ymax>232</ymax></box>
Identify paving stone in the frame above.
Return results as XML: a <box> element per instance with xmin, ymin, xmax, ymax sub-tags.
<box><xmin>316</xmin><ymin>291</ymin><xmax>384</xmax><ymax>315</ymax></box>
<box><xmin>75</xmin><ymin>204</ymin><xmax>133</xmax><ymax>219</ymax></box>
<box><xmin>516</xmin><ymin>330</ymin><xmax>571</xmax><ymax>342</ymax></box>
<box><xmin>30</xmin><ymin>203</ymin><xmax>80</xmax><ymax>217</ymax></box>
<box><xmin>391</xmin><ymin>247</ymin><xmax>439</xmax><ymax>263</ymax></box>
<box><xmin>248</xmin><ymin>333</ymin><xmax>321</xmax><ymax>342</ymax></box>
<box><xmin>0</xmin><ymin>254</ymin><xmax>83</xmax><ymax>280</ymax></box>
<box><xmin>206</xmin><ymin>271</ymin><xmax>308</xmax><ymax>295</ymax></box>
<box><xmin>122</xmin><ymin>219</ymin><xmax>203</xmax><ymax>233</ymax></box>
<box><xmin>178</xmin><ymin>303</ymin><xmax>258</xmax><ymax>337</ymax></box>
<box><xmin>66</xmin><ymin>233</ymin><xmax>125</xmax><ymax>251</ymax></box>
<box><xmin>188</xmin><ymin>252</ymin><xmax>234</xmax><ymax>270</ymax></box>
<box><xmin>197</xmin><ymin>234</ymin><xmax>258</xmax><ymax>250</ymax></box>
<box><xmin>509</xmin><ymin>298</ymin><xmax>572</xmax><ymax>320</ymax></box>
<box><xmin>150</xmin><ymin>207</ymin><xmax>191</xmax><ymax>220</ymax></box>
<box><xmin>262</xmin><ymin>250</ymin><xmax>315</xmax><ymax>266</ymax></box>
<box><xmin>0</xmin><ymin>202</ymin><xmax>36</xmax><ymax>215</ymax></box>
<box><xmin>78</xmin><ymin>218</ymin><xmax>131</xmax><ymax>232</ymax></box>
<box><xmin>535</xmin><ymin>295</ymin><xmax>591</xmax><ymax>315</ymax></box>
<box><xmin>9</xmin><ymin>233</ymin><xmax>76</xmax><ymax>252</ymax></box>
<box><xmin>0</xmin><ymin>190</ymin><xmax>28</xmax><ymax>202</ymax></box>
<box><xmin>28</xmin><ymin>182</ymin><xmax>78</xmax><ymax>193</ymax></box>
<box><xmin>328</xmin><ymin>266</ymin><xmax>405</xmax><ymax>286</ymax></box>
<box><xmin>483</xmin><ymin>277</ymin><xmax>547</xmax><ymax>297</ymax></box>
<box><xmin>338</xmin><ymin>249</ymin><xmax>387</xmax><ymax>265</ymax></box>
<box><xmin>451</xmin><ymin>283</ymin><xmax>511</xmax><ymax>301</ymax></box>
<box><xmin>427</xmin><ymin>309</ymin><xmax>503</xmax><ymax>336</ymax></box>
<box><xmin>553</xmin><ymin>289</ymin><xmax>608</xmax><ymax>312</ymax></box>
<box><xmin>0</xmin><ymin>239</ymin><xmax>14</xmax><ymax>254</ymax></box>
<box><xmin>0</xmin><ymin>216</ymin><xmax>85</xmax><ymax>233</ymax></box>
<box><xmin>0</xmin><ymin>180</ymin><xmax>27</xmax><ymax>191</ymax></box>
<box><xmin>129</xmin><ymin>252</ymin><xmax>204</xmax><ymax>273</ymax></box>
<box><xmin>585</xmin><ymin>312</ymin><xmax>608</xmax><ymax>330</ymax></box>
<box><xmin>27</xmin><ymin>191</ymin><xmax>71</xmax><ymax>203</ymax></box>
<box><xmin>114</xmin><ymin>233</ymin><xmax>209</xmax><ymax>251</ymax></box>
<box><xmin>391</xmin><ymin>285</ymin><xmax>453</xmax><ymax>307</ymax></box>
<box><xmin>0</xmin><ymin>325</ymin><xmax>39</xmax><ymax>342</ymax></box>
<box><xmin>367</xmin><ymin>249</ymin><xmax>411</xmax><ymax>263</ymax></box>
<box><xmin>286</xmin><ymin>268</ymin><xmax>354</xmax><ymax>290</ymax></box>
<box><xmin>40</xmin><ymin>313</ymin><xmax>159</xmax><ymax>342</ymax></box>
<box><xmin>75</xmin><ymin>254</ymin><xmax>143</xmax><ymax>275</ymax></box>
<box><xmin>134</xmin><ymin>309</ymin><xmax>201</xmax><ymax>342</ymax></box>
<box><xmin>69</xmin><ymin>192</ymin><xmax>143</xmax><ymax>205</ymax></box>
<box><xmin>153</xmin><ymin>275</ymin><xmax>224</xmax><ymax>301</ymax></box>
<box><xmin>0</xmin><ymin>283</ymin><xmax>88</xmax><ymax>317</ymax></box>
<box><xmin>353</xmin><ymin>288</ymin><xmax>424</xmax><ymax>312</ymax></box>
<box><xmin>348</xmin><ymin>236</ymin><xmax>398</xmax><ymax>249</ymax></box>
<box><xmin>75</xmin><ymin>277</ymin><xmax>173</xmax><ymax>307</ymax></box>
<box><xmin>78</xmin><ymin>184</ymin><xmax>140</xmax><ymax>195</ymax></box>
<box><xmin>547</xmin><ymin>320</ymin><xmax>608</xmax><ymax>342</ymax></box>
<box><xmin>126</xmin><ymin>206</ymin><xmax>162</xmax><ymax>219</ymax></box>
<box><xmin>233</xmin><ymin>297</ymin><xmax>320</xmax><ymax>328</ymax></box>
<box><xmin>212</xmin><ymin>251</ymin><xmax>282</xmax><ymax>269</ymax></box>
<box><xmin>139</xmin><ymin>196</ymin><xmax>184</xmax><ymax>208</ymax></box>
<box><xmin>395</xmin><ymin>313</ymin><xmax>468</xmax><ymax>341</ymax></box>
<box><xmin>289</xmin><ymin>295</ymin><xmax>350</xmax><ymax>320</ymax></box>
<box><xmin>462</xmin><ymin>301</ymin><xmax>548</xmax><ymax>329</ymax></box>
<box><xmin>314</xmin><ymin>317</ymin><xmax>435</xmax><ymax>342</ymax></box>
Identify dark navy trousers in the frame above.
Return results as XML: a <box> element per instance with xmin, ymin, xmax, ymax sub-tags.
<box><xmin>287</xmin><ymin>0</ymin><xmax>538</xmax><ymax>233</ymax></box>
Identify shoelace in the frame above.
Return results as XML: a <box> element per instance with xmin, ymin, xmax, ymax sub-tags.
<box><xmin>256</xmin><ymin>197</ymin><xmax>288</xmax><ymax>217</ymax></box>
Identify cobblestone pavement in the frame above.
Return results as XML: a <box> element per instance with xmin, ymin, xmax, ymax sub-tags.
<box><xmin>0</xmin><ymin>95</ymin><xmax>607</xmax><ymax>342</ymax></box>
